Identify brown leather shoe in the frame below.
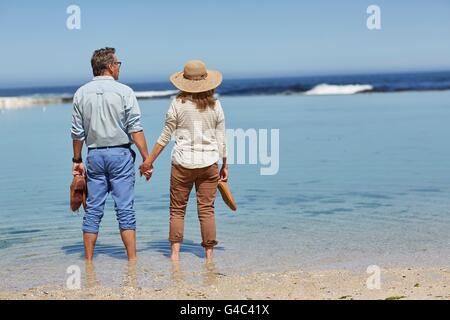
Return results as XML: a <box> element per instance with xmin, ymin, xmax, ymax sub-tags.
<box><xmin>217</xmin><ymin>180</ymin><xmax>237</xmax><ymax>211</ymax></box>
<box><xmin>70</xmin><ymin>175</ymin><xmax>87</xmax><ymax>212</ymax></box>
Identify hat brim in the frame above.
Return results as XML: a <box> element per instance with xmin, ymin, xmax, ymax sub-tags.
<box><xmin>170</xmin><ymin>70</ymin><xmax>223</xmax><ymax>93</ymax></box>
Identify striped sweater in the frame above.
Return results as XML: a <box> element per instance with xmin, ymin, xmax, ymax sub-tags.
<box><xmin>157</xmin><ymin>98</ymin><xmax>227</xmax><ymax>169</ymax></box>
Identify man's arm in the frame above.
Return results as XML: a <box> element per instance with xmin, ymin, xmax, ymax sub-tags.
<box><xmin>125</xmin><ymin>92</ymin><xmax>151</xmax><ymax>166</ymax></box>
<box><xmin>71</xmin><ymin>95</ymin><xmax>85</xmax><ymax>176</ymax></box>
<box><xmin>73</xmin><ymin>139</ymin><xmax>83</xmax><ymax>160</ymax></box>
<box><xmin>131</xmin><ymin>131</ymin><xmax>149</xmax><ymax>161</ymax></box>
<box><xmin>72</xmin><ymin>140</ymin><xmax>85</xmax><ymax>176</ymax></box>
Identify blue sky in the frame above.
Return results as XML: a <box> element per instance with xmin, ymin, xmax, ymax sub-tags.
<box><xmin>0</xmin><ymin>0</ymin><xmax>449</xmax><ymax>87</ymax></box>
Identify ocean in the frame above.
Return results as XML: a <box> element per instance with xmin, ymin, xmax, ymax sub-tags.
<box><xmin>0</xmin><ymin>73</ymin><xmax>449</xmax><ymax>291</ymax></box>
<box><xmin>2</xmin><ymin>71</ymin><xmax>450</xmax><ymax>108</ymax></box>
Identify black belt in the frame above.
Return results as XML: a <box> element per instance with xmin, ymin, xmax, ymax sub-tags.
<box><xmin>88</xmin><ymin>143</ymin><xmax>131</xmax><ymax>150</ymax></box>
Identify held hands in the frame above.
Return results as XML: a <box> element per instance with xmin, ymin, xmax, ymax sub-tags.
<box><xmin>139</xmin><ymin>160</ymin><xmax>154</xmax><ymax>181</ymax></box>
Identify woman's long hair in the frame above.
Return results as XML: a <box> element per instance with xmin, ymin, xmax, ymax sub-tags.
<box><xmin>176</xmin><ymin>89</ymin><xmax>216</xmax><ymax>109</ymax></box>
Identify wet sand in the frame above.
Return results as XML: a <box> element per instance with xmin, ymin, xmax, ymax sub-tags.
<box><xmin>1</xmin><ymin>266</ymin><xmax>449</xmax><ymax>300</ymax></box>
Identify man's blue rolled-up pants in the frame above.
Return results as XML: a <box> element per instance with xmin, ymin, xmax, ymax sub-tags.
<box><xmin>82</xmin><ymin>146</ymin><xmax>136</xmax><ymax>233</ymax></box>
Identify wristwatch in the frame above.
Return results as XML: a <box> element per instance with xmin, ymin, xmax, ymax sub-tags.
<box><xmin>72</xmin><ymin>157</ymin><xmax>82</xmax><ymax>163</ymax></box>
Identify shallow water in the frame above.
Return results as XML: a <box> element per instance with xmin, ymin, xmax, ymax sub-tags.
<box><xmin>0</xmin><ymin>91</ymin><xmax>449</xmax><ymax>291</ymax></box>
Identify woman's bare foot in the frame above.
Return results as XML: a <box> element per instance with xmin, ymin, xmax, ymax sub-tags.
<box><xmin>205</xmin><ymin>247</ymin><xmax>213</xmax><ymax>262</ymax></box>
<box><xmin>171</xmin><ymin>242</ymin><xmax>181</xmax><ymax>261</ymax></box>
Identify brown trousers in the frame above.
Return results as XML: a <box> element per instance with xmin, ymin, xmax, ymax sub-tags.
<box><xmin>169</xmin><ymin>162</ymin><xmax>219</xmax><ymax>248</ymax></box>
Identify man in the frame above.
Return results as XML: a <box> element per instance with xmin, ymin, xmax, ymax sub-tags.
<box><xmin>71</xmin><ymin>47</ymin><xmax>152</xmax><ymax>261</ymax></box>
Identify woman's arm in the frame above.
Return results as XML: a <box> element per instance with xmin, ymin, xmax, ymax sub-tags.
<box><xmin>146</xmin><ymin>142</ymin><xmax>165</xmax><ymax>165</ymax></box>
<box><xmin>220</xmin><ymin>156</ymin><xmax>228</xmax><ymax>181</ymax></box>
<box><xmin>139</xmin><ymin>142</ymin><xmax>165</xmax><ymax>180</ymax></box>
<box><xmin>216</xmin><ymin>101</ymin><xmax>228</xmax><ymax>181</ymax></box>
<box><xmin>139</xmin><ymin>101</ymin><xmax>177</xmax><ymax>180</ymax></box>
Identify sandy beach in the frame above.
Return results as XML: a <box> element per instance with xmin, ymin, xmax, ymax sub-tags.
<box><xmin>1</xmin><ymin>266</ymin><xmax>448</xmax><ymax>300</ymax></box>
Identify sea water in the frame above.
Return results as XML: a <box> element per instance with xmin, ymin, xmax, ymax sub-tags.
<box><xmin>0</xmin><ymin>91</ymin><xmax>449</xmax><ymax>291</ymax></box>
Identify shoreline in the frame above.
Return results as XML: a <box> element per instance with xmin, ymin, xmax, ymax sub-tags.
<box><xmin>1</xmin><ymin>266</ymin><xmax>448</xmax><ymax>300</ymax></box>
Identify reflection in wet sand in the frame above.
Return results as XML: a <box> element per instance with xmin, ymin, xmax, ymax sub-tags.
<box><xmin>202</xmin><ymin>261</ymin><xmax>219</xmax><ymax>287</ymax></box>
<box><xmin>171</xmin><ymin>261</ymin><xmax>185</xmax><ymax>284</ymax></box>
<box><xmin>85</xmin><ymin>261</ymin><xmax>99</xmax><ymax>289</ymax></box>
<box><xmin>123</xmin><ymin>260</ymin><xmax>137</xmax><ymax>289</ymax></box>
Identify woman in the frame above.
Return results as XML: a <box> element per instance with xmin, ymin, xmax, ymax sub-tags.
<box><xmin>140</xmin><ymin>60</ymin><xmax>228</xmax><ymax>262</ymax></box>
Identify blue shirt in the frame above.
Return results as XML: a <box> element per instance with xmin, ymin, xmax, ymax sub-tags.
<box><xmin>71</xmin><ymin>76</ymin><xmax>143</xmax><ymax>148</ymax></box>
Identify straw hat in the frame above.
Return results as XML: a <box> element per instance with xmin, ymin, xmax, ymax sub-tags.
<box><xmin>170</xmin><ymin>60</ymin><xmax>223</xmax><ymax>93</ymax></box>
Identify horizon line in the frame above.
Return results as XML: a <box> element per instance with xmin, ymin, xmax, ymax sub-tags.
<box><xmin>1</xmin><ymin>68</ymin><xmax>450</xmax><ymax>90</ymax></box>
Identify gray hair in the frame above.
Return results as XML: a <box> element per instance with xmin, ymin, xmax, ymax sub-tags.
<box><xmin>91</xmin><ymin>47</ymin><xmax>116</xmax><ymax>76</ymax></box>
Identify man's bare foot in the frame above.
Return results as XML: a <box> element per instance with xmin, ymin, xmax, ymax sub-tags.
<box><xmin>83</xmin><ymin>232</ymin><xmax>98</xmax><ymax>261</ymax></box>
<box><xmin>120</xmin><ymin>229</ymin><xmax>137</xmax><ymax>261</ymax></box>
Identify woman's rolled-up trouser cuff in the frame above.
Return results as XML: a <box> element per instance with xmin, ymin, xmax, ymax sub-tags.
<box><xmin>201</xmin><ymin>240</ymin><xmax>219</xmax><ymax>248</ymax></box>
<box><xmin>169</xmin><ymin>235</ymin><xmax>183</xmax><ymax>243</ymax></box>
<box><xmin>169</xmin><ymin>238</ymin><xmax>218</xmax><ymax>248</ymax></box>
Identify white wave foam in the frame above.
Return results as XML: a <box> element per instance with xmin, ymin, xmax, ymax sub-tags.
<box><xmin>304</xmin><ymin>83</ymin><xmax>373</xmax><ymax>96</ymax></box>
<box><xmin>135</xmin><ymin>90</ymin><xmax>178</xmax><ymax>99</ymax></box>
<box><xmin>0</xmin><ymin>90</ymin><xmax>178</xmax><ymax>109</ymax></box>
<box><xmin>0</xmin><ymin>96</ymin><xmax>65</xmax><ymax>109</ymax></box>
